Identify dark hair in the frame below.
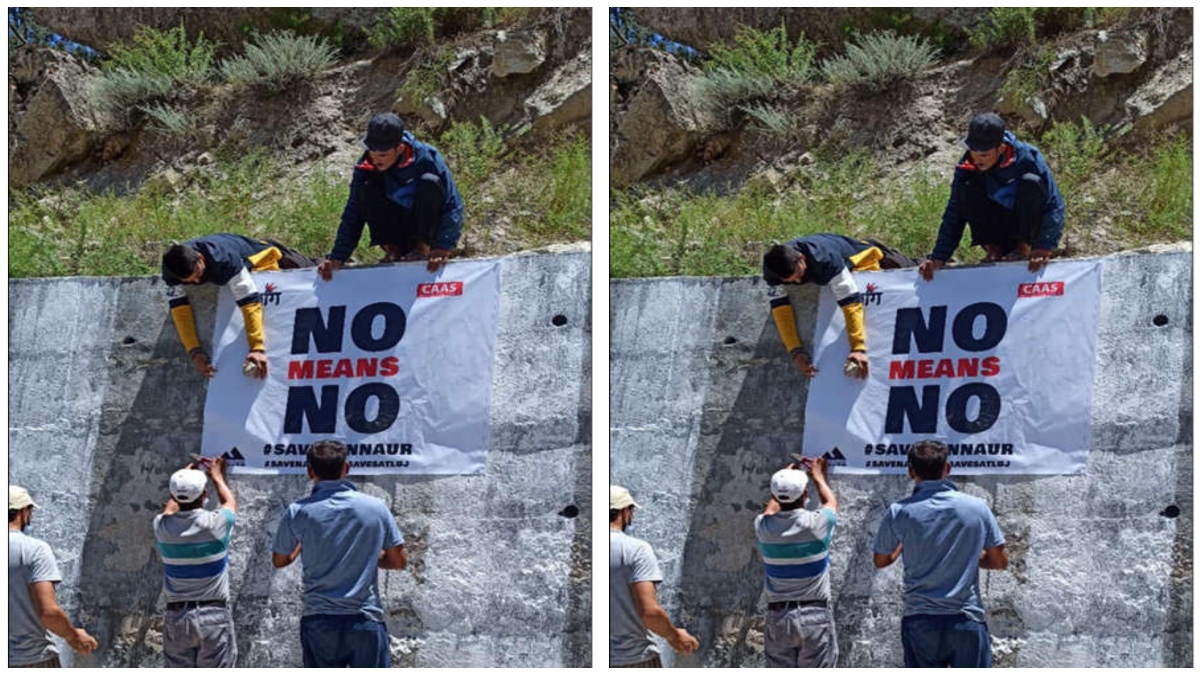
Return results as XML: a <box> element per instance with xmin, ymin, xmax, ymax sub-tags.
<box><xmin>778</xmin><ymin>498</ymin><xmax>805</xmax><ymax>511</ymax></box>
<box><xmin>175</xmin><ymin>495</ymin><xmax>205</xmax><ymax>510</ymax></box>
<box><xmin>162</xmin><ymin>244</ymin><xmax>202</xmax><ymax>282</ymax></box>
<box><xmin>907</xmin><ymin>439</ymin><xmax>949</xmax><ymax>480</ymax></box>
<box><xmin>9</xmin><ymin>509</ymin><xmax>21</xmax><ymax>523</ymax></box>
<box><xmin>763</xmin><ymin>244</ymin><xmax>801</xmax><ymax>281</ymax></box>
<box><xmin>307</xmin><ymin>439</ymin><xmax>348</xmax><ymax>480</ymax></box>
<box><xmin>610</xmin><ymin>509</ymin><xmax>622</xmax><ymax>523</ymax></box>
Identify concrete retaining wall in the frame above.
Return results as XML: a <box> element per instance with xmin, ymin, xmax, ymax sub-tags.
<box><xmin>8</xmin><ymin>250</ymin><xmax>592</xmax><ymax>667</ymax></box>
<box><xmin>610</xmin><ymin>247</ymin><xmax>1192</xmax><ymax>668</ymax></box>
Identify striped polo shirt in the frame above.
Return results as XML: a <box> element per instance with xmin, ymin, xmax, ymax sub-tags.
<box><xmin>754</xmin><ymin>507</ymin><xmax>837</xmax><ymax>603</ymax></box>
<box><xmin>153</xmin><ymin>507</ymin><xmax>236</xmax><ymax>602</ymax></box>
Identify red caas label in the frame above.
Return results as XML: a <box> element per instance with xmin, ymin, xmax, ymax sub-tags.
<box><xmin>417</xmin><ymin>281</ymin><xmax>463</xmax><ymax>298</ymax></box>
<box><xmin>1018</xmin><ymin>281</ymin><xmax>1064</xmax><ymax>298</ymax></box>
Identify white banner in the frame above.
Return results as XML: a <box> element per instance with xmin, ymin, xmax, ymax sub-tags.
<box><xmin>200</xmin><ymin>262</ymin><xmax>501</xmax><ymax>475</ymax></box>
<box><xmin>802</xmin><ymin>260</ymin><xmax>1102</xmax><ymax>475</ymax></box>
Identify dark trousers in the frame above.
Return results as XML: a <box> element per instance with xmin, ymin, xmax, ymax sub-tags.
<box><xmin>613</xmin><ymin>654</ymin><xmax>663</xmax><ymax>668</ymax></box>
<box><xmin>900</xmin><ymin>614</ymin><xmax>993</xmax><ymax>668</ymax></box>
<box><xmin>960</xmin><ymin>173</ymin><xmax>1046</xmax><ymax>254</ymax></box>
<box><xmin>364</xmin><ymin>174</ymin><xmax>445</xmax><ymax>257</ymax></box>
<box><xmin>267</xmin><ymin>240</ymin><xmax>318</xmax><ymax>269</ymax></box>
<box><xmin>299</xmin><ymin>614</ymin><xmax>391</xmax><ymax>668</ymax></box>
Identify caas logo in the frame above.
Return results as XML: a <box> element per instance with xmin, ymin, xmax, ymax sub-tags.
<box><xmin>862</xmin><ymin>283</ymin><xmax>883</xmax><ymax>307</ymax></box>
<box><xmin>261</xmin><ymin>283</ymin><xmax>282</xmax><ymax>306</ymax></box>
<box><xmin>417</xmin><ymin>281</ymin><xmax>463</xmax><ymax>298</ymax></box>
<box><xmin>1018</xmin><ymin>281</ymin><xmax>1064</xmax><ymax>298</ymax></box>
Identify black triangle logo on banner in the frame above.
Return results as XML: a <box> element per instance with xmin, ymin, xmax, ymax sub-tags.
<box><xmin>823</xmin><ymin>447</ymin><xmax>847</xmax><ymax>465</ymax></box>
<box><xmin>222</xmin><ymin>447</ymin><xmax>246</xmax><ymax>464</ymax></box>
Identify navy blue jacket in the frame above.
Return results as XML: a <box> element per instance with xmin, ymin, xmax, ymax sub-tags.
<box><xmin>931</xmin><ymin>131</ymin><xmax>1065</xmax><ymax>261</ymax></box>
<box><xmin>329</xmin><ymin>131</ymin><xmax>464</xmax><ymax>261</ymax></box>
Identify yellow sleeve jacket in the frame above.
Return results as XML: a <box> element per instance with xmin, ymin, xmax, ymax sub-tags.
<box><xmin>763</xmin><ymin>234</ymin><xmax>884</xmax><ymax>355</ymax></box>
<box><xmin>163</xmin><ymin>234</ymin><xmax>283</xmax><ymax>355</ymax></box>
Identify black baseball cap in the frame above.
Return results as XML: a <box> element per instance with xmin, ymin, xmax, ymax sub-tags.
<box><xmin>362</xmin><ymin>112</ymin><xmax>405</xmax><ymax>151</ymax></box>
<box><xmin>963</xmin><ymin>112</ymin><xmax>1005</xmax><ymax>151</ymax></box>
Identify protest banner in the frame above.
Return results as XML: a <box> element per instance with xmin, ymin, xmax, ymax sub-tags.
<box><xmin>802</xmin><ymin>260</ymin><xmax>1102</xmax><ymax>475</ymax></box>
<box><xmin>200</xmin><ymin>261</ymin><xmax>500</xmax><ymax>475</ymax></box>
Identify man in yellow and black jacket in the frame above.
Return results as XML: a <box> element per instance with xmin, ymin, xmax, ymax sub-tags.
<box><xmin>762</xmin><ymin>234</ymin><xmax>916</xmax><ymax>379</ymax></box>
<box><xmin>161</xmin><ymin>233</ymin><xmax>314</xmax><ymax>378</ymax></box>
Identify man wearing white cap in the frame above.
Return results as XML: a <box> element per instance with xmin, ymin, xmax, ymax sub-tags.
<box><xmin>754</xmin><ymin>458</ymin><xmax>839</xmax><ymax>667</ymax></box>
<box><xmin>609</xmin><ymin>485</ymin><xmax>699</xmax><ymax>667</ymax></box>
<box><xmin>152</xmin><ymin>458</ymin><xmax>238</xmax><ymax>667</ymax></box>
<box><xmin>9</xmin><ymin>485</ymin><xmax>99</xmax><ymax>667</ymax></box>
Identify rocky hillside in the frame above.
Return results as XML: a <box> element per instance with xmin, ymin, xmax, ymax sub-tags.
<box><xmin>9</xmin><ymin>7</ymin><xmax>591</xmax><ymax>266</ymax></box>
<box><xmin>610</xmin><ymin>7</ymin><xmax>1191</xmax><ymax>267</ymax></box>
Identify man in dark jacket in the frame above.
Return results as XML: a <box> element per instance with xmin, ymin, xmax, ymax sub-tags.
<box><xmin>920</xmin><ymin>113</ymin><xmax>1065</xmax><ymax>280</ymax></box>
<box><xmin>318</xmin><ymin>113</ymin><xmax>464</xmax><ymax>280</ymax></box>
<box><xmin>763</xmin><ymin>234</ymin><xmax>916</xmax><ymax>380</ymax></box>
<box><xmin>161</xmin><ymin>234</ymin><xmax>315</xmax><ymax>378</ymax></box>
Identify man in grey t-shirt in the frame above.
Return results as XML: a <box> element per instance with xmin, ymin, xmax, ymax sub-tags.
<box><xmin>8</xmin><ymin>485</ymin><xmax>98</xmax><ymax>667</ymax></box>
<box><xmin>609</xmin><ymin>485</ymin><xmax>698</xmax><ymax>667</ymax></box>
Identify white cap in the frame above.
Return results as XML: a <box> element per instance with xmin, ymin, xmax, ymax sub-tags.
<box><xmin>610</xmin><ymin>485</ymin><xmax>640</xmax><ymax>511</ymax></box>
<box><xmin>770</xmin><ymin>469</ymin><xmax>809</xmax><ymax>503</ymax></box>
<box><xmin>9</xmin><ymin>485</ymin><xmax>38</xmax><ymax>510</ymax></box>
<box><xmin>169</xmin><ymin>469</ymin><xmax>208</xmax><ymax>503</ymax></box>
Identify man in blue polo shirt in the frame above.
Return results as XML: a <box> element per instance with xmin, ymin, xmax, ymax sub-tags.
<box><xmin>272</xmin><ymin>440</ymin><xmax>407</xmax><ymax>668</ymax></box>
<box><xmin>872</xmin><ymin>439</ymin><xmax>1008</xmax><ymax>667</ymax></box>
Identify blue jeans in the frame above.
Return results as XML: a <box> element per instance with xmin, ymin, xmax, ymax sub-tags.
<box><xmin>900</xmin><ymin>614</ymin><xmax>992</xmax><ymax>668</ymax></box>
<box><xmin>300</xmin><ymin>614</ymin><xmax>391</xmax><ymax>668</ymax></box>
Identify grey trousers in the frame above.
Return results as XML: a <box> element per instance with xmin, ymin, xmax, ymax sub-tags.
<box><xmin>763</xmin><ymin>604</ymin><xmax>838</xmax><ymax>668</ymax></box>
<box><xmin>163</xmin><ymin>604</ymin><xmax>237</xmax><ymax>667</ymax></box>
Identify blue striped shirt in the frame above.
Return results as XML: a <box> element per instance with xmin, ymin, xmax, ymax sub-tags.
<box><xmin>153</xmin><ymin>507</ymin><xmax>236</xmax><ymax>602</ymax></box>
<box><xmin>755</xmin><ymin>507</ymin><xmax>837</xmax><ymax>602</ymax></box>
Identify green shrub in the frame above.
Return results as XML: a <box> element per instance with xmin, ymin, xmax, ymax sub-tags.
<box><xmin>368</xmin><ymin>8</ymin><xmax>436</xmax><ymax>51</ymax></box>
<box><xmin>691</xmin><ymin>69</ymin><xmax>775</xmax><ymax>113</ymax></box>
<box><xmin>439</xmin><ymin>117</ymin><xmax>507</xmax><ymax>196</ymax></box>
<box><xmin>969</xmin><ymin>8</ymin><xmax>1038</xmax><ymax>50</ymax></box>
<box><xmin>534</xmin><ymin>135</ymin><xmax>590</xmax><ymax>239</ymax></box>
<box><xmin>820</xmin><ymin>30</ymin><xmax>940</xmax><ymax>93</ymax></box>
<box><xmin>89</xmin><ymin>67</ymin><xmax>174</xmax><ymax>114</ymax></box>
<box><xmin>998</xmin><ymin>48</ymin><xmax>1055</xmax><ymax>109</ymax></box>
<box><xmin>103</xmin><ymin>22</ymin><xmax>217</xmax><ymax>87</ymax></box>
<box><xmin>140</xmin><ymin>103</ymin><xmax>194</xmax><ymax>136</ymax></box>
<box><xmin>397</xmin><ymin>48</ymin><xmax>454</xmax><ymax>106</ymax></box>
<box><xmin>742</xmin><ymin>102</ymin><xmax>799</xmax><ymax>137</ymax></box>
<box><xmin>693</xmin><ymin>25</ymin><xmax>818</xmax><ymax>126</ymax></box>
<box><xmin>705</xmin><ymin>24</ymin><xmax>818</xmax><ymax>86</ymax></box>
<box><xmin>1137</xmin><ymin>134</ymin><xmax>1191</xmax><ymax>239</ymax></box>
<box><xmin>90</xmin><ymin>22</ymin><xmax>217</xmax><ymax>115</ymax></box>
<box><xmin>1038</xmin><ymin>117</ymin><xmax>1107</xmax><ymax>190</ymax></box>
<box><xmin>220</xmin><ymin>30</ymin><xmax>338</xmax><ymax>93</ymax></box>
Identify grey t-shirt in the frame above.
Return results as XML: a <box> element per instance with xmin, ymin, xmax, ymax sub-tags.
<box><xmin>9</xmin><ymin>530</ymin><xmax>63</xmax><ymax>665</ymax></box>
<box><xmin>609</xmin><ymin>530</ymin><xmax>663</xmax><ymax>666</ymax></box>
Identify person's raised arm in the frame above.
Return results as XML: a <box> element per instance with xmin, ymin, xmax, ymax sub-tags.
<box><xmin>208</xmin><ymin>457</ymin><xmax>236</xmax><ymax>513</ymax></box>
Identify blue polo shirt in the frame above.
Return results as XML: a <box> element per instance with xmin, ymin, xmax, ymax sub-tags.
<box><xmin>272</xmin><ymin>480</ymin><xmax>404</xmax><ymax>623</ymax></box>
<box><xmin>873</xmin><ymin>480</ymin><xmax>1004</xmax><ymax>623</ymax></box>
